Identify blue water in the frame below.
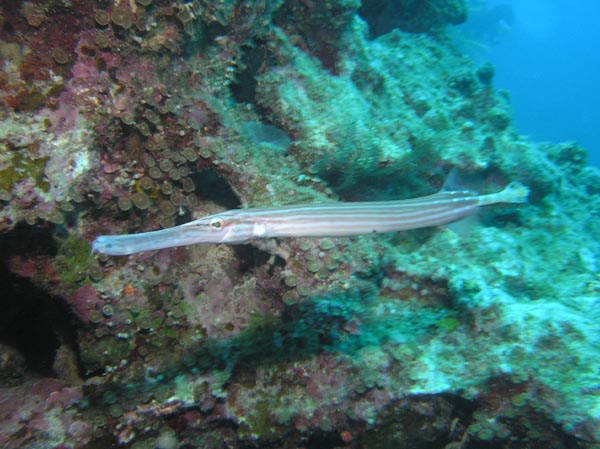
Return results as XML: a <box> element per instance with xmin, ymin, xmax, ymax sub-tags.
<box><xmin>460</xmin><ymin>0</ymin><xmax>600</xmax><ymax>167</ymax></box>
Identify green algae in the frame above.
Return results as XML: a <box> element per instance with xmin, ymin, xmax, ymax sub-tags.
<box><xmin>51</xmin><ymin>234</ymin><xmax>94</xmax><ymax>288</ymax></box>
<box><xmin>80</xmin><ymin>337</ymin><xmax>131</xmax><ymax>371</ymax></box>
<box><xmin>0</xmin><ymin>166</ymin><xmax>20</xmax><ymax>192</ymax></box>
<box><xmin>510</xmin><ymin>392</ymin><xmax>529</xmax><ymax>408</ymax></box>
<box><xmin>435</xmin><ymin>316</ymin><xmax>461</xmax><ymax>332</ymax></box>
<box><xmin>0</xmin><ymin>150</ymin><xmax>49</xmax><ymax>192</ymax></box>
<box><xmin>17</xmin><ymin>89</ymin><xmax>47</xmax><ymax>112</ymax></box>
<box><xmin>238</xmin><ymin>399</ymin><xmax>285</xmax><ymax>439</ymax></box>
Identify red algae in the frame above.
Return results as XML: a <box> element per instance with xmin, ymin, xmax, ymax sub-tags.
<box><xmin>66</xmin><ymin>285</ymin><xmax>104</xmax><ymax>324</ymax></box>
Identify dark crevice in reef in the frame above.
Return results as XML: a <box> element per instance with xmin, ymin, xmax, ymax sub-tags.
<box><xmin>303</xmin><ymin>430</ymin><xmax>347</xmax><ymax>449</ymax></box>
<box><xmin>233</xmin><ymin>244</ymin><xmax>272</xmax><ymax>273</ymax></box>
<box><xmin>0</xmin><ymin>222</ymin><xmax>58</xmax><ymax>256</ymax></box>
<box><xmin>0</xmin><ymin>225</ymin><xmax>83</xmax><ymax>380</ymax></box>
<box><xmin>358</xmin><ymin>394</ymin><xmax>477</xmax><ymax>449</ymax></box>
<box><xmin>231</xmin><ymin>41</ymin><xmax>268</xmax><ymax>107</ymax></box>
<box><xmin>175</xmin><ymin>168</ymin><xmax>241</xmax><ymax>224</ymax></box>
<box><xmin>192</xmin><ymin>169</ymin><xmax>241</xmax><ymax>211</ymax></box>
<box><xmin>231</xmin><ymin>40</ymin><xmax>289</xmax><ymax>132</ymax></box>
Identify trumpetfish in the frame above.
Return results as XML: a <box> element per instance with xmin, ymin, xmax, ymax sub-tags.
<box><xmin>92</xmin><ymin>181</ymin><xmax>529</xmax><ymax>256</ymax></box>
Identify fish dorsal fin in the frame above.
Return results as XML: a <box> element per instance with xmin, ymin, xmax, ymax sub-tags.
<box><xmin>441</xmin><ymin>167</ymin><xmax>481</xmax><ymax>194</ymax></box>
<box><xmin>442</xmin><ymin>168</ymin><xmax>482</xmax><ymax>235</ymax></box>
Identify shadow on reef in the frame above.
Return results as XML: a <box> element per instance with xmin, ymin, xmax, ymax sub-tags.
<box><xmin>195</xmin><ymin>289</ymin><xmax>381</xmax><ymax>372</ymax></box>
<box><xmin>90</xmin><ymin>284</ymin><xmax>448</xmax><ymax>400</ymax></box>
<box><xmin>99</xmin><ymin>293</ymin><xmax>344</xmax><ymax>388</ymax></box>
<box><xmin>0</xmin><ymin>225</ymin><xmax>83</xmax><ymax>379</ymax></box>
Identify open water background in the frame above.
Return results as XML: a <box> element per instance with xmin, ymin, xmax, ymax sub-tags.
<box><xmin>460</xmin><ymin>0</ymin><xmax>600</xmax><ymax>167</ymax></box>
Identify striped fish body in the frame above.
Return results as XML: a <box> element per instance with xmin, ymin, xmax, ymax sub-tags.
<box><xmin>92</xmin><ymin>181</ymin><xmax>528</xmax><ymax>255</ymax></box>
<box><xmin>239</xmin><ymin>191</ymin><xmax>480</xmax><ymax>239</ymax></box>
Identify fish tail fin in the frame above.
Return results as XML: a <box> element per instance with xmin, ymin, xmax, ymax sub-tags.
<box><xmin>478</xmin><ymin>181</ymin><xmax>530</xmax><ymax>206</ymax></box>
<box><xmin>497</xmin><ymin>181</ymin><xmax>530</xmax><ymax>203</ymax></box>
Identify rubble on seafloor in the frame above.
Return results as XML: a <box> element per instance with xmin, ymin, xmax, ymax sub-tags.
<box><xmin>0</xmin><ymin>0</ymin><xmax>599</xmax><ymax>448</ymax></box>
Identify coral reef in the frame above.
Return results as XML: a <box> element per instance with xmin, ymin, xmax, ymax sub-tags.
<box><xmin>0</xmin><ymin>0</ymin><xmax>599</xmax><ymax>448</ymax></box>
<box><xmin>358</xmin><ymin>0</ymin><xmax>468</xmax><ymax>36</ymax></box>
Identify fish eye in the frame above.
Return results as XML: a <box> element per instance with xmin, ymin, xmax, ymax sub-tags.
<box><xmin>209</xmin><ymin>217</ymin><xmax>224</xmax><ymax>231</ymax></box>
